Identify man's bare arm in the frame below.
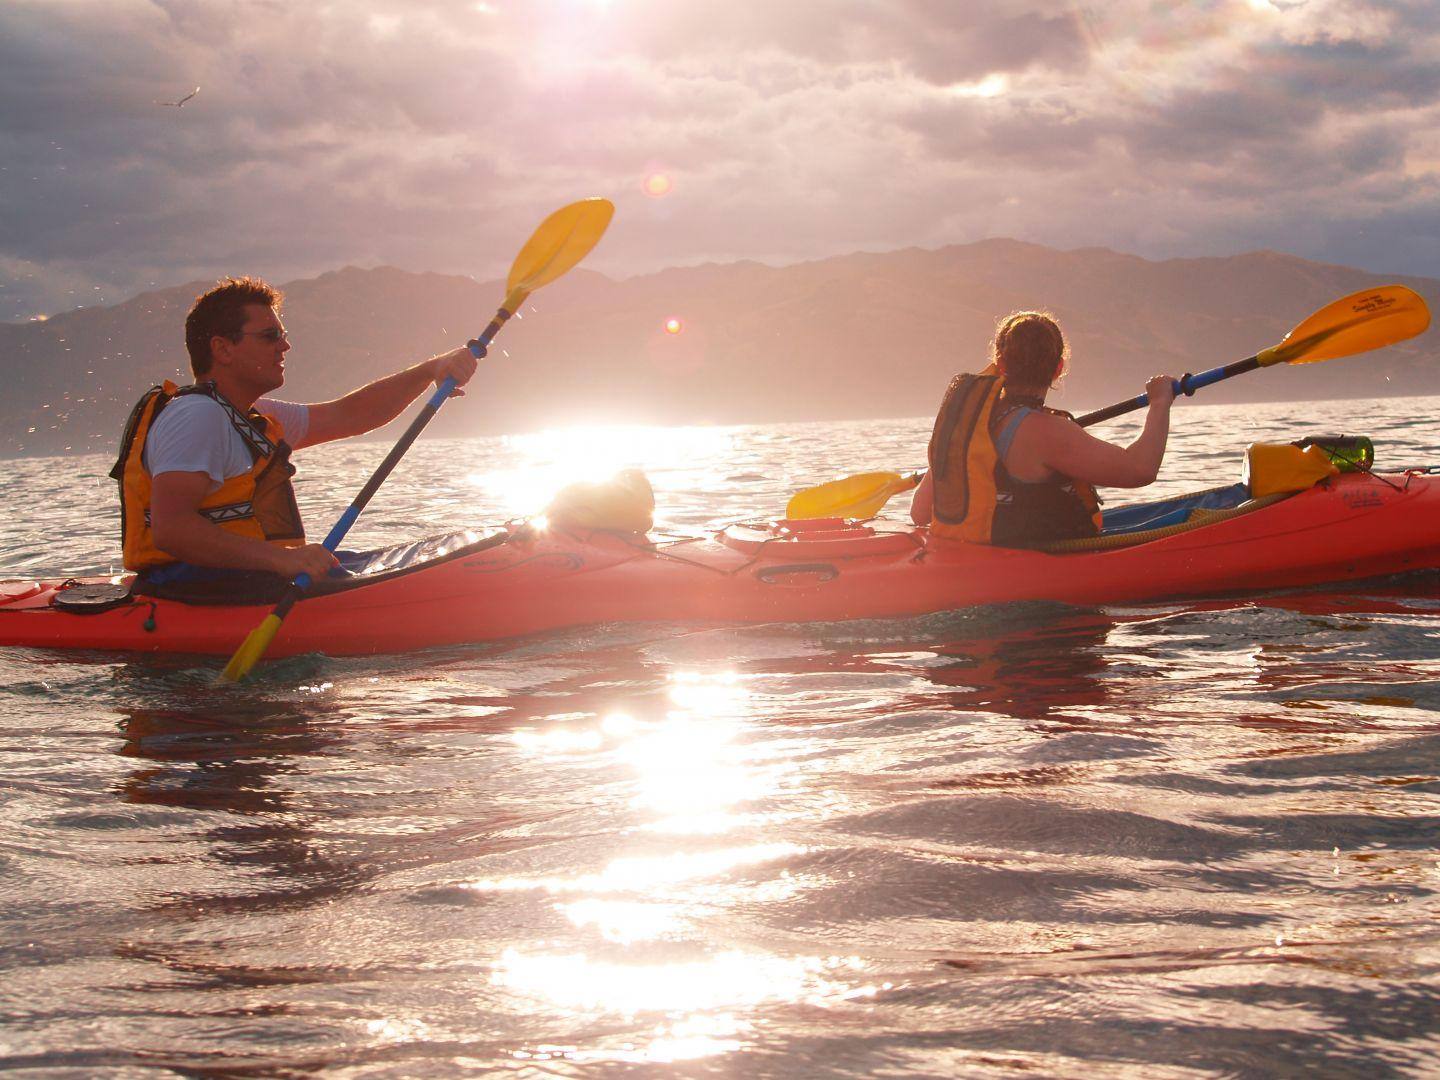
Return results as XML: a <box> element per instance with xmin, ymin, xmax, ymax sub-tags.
<box><xmin>296</xmin><ymin>347</ymin><xmax>479</xmax><ymax>449</ymax></box>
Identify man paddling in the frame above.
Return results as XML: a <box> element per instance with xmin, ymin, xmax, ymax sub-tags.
<box><xmin>112</xmin><ymin>276</ymin><xmax>478</xmax><ymax>588</ymax></box>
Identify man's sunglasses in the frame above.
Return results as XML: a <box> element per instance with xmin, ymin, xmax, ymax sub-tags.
<box><xmin>237</xmin><ymin>328</ymin><xmax>289</xmax><ymax>344</ymax></box>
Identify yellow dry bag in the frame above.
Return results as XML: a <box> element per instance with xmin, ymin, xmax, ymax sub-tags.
<box><xmin>1244</xmin><ymin>443</ymin><xmax>1340</xmax><ymax>498</ymax></box>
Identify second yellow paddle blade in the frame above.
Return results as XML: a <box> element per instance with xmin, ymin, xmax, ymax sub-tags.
<box><xmin>1262</xmin><ymin>284</ymin><xmax>1430</xmax><ymax>366</ymax></box>
<box><xmin>786</xmin><ymin>471</ymin><xmax>918</xmax><ymax>520</ymax></box>
<box><xmin>219</xmin><ymin>613</ymin><xmax>283</xmax><ymax>683</ymax></box>
<box><xmin>508</xmin><ymin>197</ymin><xmax>615</xmax><ymax>294</ymax></box>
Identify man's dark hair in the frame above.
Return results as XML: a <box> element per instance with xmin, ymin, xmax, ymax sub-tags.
<box><xmin>184</xmin><ymin>277</ymin><xmax>283</xmax><ymax>377</ymax></box>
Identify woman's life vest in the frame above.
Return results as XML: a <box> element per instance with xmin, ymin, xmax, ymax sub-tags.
<box><xmin>927</xmin><ymin>372</ymin><xmax>1100</xmax><ymax>546</ymax></box>
<box><xmin>110</xmin><ymin>381</ymin><xmax>305</xmax><ymax>572</ymax></box>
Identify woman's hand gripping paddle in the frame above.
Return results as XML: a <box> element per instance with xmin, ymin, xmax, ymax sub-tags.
<box><xmin>220</xmin><ymin>197</ymin><xmax>615</xmax><ymax>681</ymax></box>
<box><xmin>787</xmin><ymin>284</ymin><xmax>1430</xmax><ymax>520</ymax></box>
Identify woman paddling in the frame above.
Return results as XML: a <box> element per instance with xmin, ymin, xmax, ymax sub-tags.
<box><xmin>910</xmin><ymin>310</ymin><xmax>1177</xmax><ymax>546</ymax></box>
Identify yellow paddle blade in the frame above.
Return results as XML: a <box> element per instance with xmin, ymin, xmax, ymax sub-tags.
<box><xmin>786</xmin><ymin>471</ymin><xmax>920</xmax><ymax>520</ymax></box>
<box><xmin>1259</xmin><ymin>284</ymin><xmax>1430</xmax><ymax>367</ymax></box>
<box><xmin>219</xmin><ymin>614</ymin><xmax>284</xmax><ymax>683</ymax></box>
<box><xmin>507</xmin><ymin>197</ymin><xmax>614</xmax><ymax>294</ymax></box>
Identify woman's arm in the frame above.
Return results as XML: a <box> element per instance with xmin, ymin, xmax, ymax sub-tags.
<box><xmin>1013</xmin><ymin>375</ymin><xmax>1176</xmax><ymax>489</ymax></box>
<box><xmin>909</xmin><ymin>471</ymin><xmax>934</xmax><ymax>525</ymax></box>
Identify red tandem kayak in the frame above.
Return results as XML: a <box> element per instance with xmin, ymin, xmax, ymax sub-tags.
<box><xmin>2</xmin><ymin>470</ymin><xmax>1438</xmax><ymax>659</ymax></box>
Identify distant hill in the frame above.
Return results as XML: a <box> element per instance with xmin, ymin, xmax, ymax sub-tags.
<box><xmin>1</xmin><ymin>242</ymin><xmax>1435</xmax><ymax>458</ymax></box>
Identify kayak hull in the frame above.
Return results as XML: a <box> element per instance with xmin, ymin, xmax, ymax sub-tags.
<box><xmin>3</xmin><ymin>471</ymin><xmax>1439</xmax><ymax>659</ymax></box>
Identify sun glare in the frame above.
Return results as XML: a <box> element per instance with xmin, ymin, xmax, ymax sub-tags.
<box><xmin>467</xmin><ymin>423</ymin><xmax>736</xmax><ymax>517</ymax></box>
<box><xmin>560</xmin><ymin>897</ymin><xmax>686</xmax><ymax>944</ymax></box>
<box><xmin>664</xmin><ymin>316</ymin><xmax>684</xmax><ymax>334</ymax></box>
<box><xmin>495</xmin><ymin>949</ymin><xmax>876</xmax><ymax>1018</ymax></box>
<box><xmin>946</xmin><ymin>73</ymin><xmax>1008</xmax><ymax>98</ymax></box>
<box><xmin>643</xmin><ymin>171</ymin><xmax>674</xmax><ymax>198</ymax></box>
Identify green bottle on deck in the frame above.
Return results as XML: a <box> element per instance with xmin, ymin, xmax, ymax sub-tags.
<box><xmin>1294</xmin><ymin>435</ymin><xmax>1374</xmax><ymax>472</ymax></box>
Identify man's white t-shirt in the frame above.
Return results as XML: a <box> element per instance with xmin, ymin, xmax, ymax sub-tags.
<box><xmin>142</xmin><ymin>396</ymin><xmax>310</xmax><ymax>490</ymax></box>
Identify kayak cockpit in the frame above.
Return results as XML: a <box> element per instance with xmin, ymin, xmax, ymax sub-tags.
<box><xmin>132</xmin><ymin>527</ymin><xmax>512</xmax><ymax>605</ymax></box>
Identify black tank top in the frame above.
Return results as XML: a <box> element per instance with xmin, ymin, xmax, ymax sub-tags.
<box><xmin>989</xmin><ymin>395</ymin><xmax>1099</xmax><ymax>546</ymax></box>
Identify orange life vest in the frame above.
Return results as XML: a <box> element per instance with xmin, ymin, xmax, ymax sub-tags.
<box><xmin>110</xmin><ymin>381</ymin><xmax>305</xmax><ymax>572</ymax></box>
<box><xmin>927</xmin><ymin>372</ymin><xmax>1100</xmax><ymax>546</ymax></box>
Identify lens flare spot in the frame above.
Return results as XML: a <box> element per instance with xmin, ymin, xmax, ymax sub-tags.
<box><xmin>643</xmin><ymin>172</ymin><xmax>674</xmax><ymax>198</ymax></box>
<box><xmin>665</xmin><ymin>317</ymin><xmax>684</xmax><ymax>335</ymax></box>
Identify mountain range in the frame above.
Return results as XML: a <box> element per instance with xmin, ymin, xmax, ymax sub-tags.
<box><xmin>2</xmin><ymin>240</ymin><xmax>1436</xmax><ymax>458</ymax></box>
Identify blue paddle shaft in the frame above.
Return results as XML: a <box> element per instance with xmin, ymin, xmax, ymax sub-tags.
<box><xmin>1075</xmin><ymin>355</ymin><xmax>1262</xmax><ymax>427</ymax></box>
<box><xmin>1130</xmin><ymin>370</ymin><xmax>1220</xmax><ymax>410</ymax></box>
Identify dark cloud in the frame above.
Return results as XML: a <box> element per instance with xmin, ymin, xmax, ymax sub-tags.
<box><xmin>900</xmin><ymin>94</ymin><xmax>1103</xmax><ymax>170</ymax></box>
<box><xmin>1126</xmin><ymin>86</ymin><xmax>1324</xmax><ymax>160</ymax></box>
<box><xmin>891</xmin><ymin>5</ymin><xmax>1093</xmax><ymax>83</ymax></box>
<box><xmin>1264</xmin><ymin>38</ymin><xmax>1440</xmax><ymax>109</ymax></box>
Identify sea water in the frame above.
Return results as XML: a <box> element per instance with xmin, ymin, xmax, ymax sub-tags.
<box><xmin>1</xmin><ymin>398</ymin><xmax>1438</xmax><ymax>1076</ymax></box>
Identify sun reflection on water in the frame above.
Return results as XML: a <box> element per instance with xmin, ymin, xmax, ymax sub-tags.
<box><xmin>465</xmin><ymin>841</ymin><xmax>802</xmax><ymax>897</ymax></box>
<box><xmin>512</xmin><ymin>670</ymin><xmax>786</xmax><ymax>834</ymax></box>
<box><xmin>559</xmin><ymin>896</ymin><xmax>686</xmax><ymax>944</ymax></box>
<box><xmin>486</xmin><ymin>667</ymin><xmax>857</xmax><ymax>1064</ymax></box>
<box><xmin>511</xmin><ymin>1014</ymin><xmax>745</xmax><ymax>1066</ymax></box>
<box><xmin>620</xmin><ymin>677</ymin><xmax>764</xmax><ymax>831</ymax></box>
<box><xmin>495</xmin><ymin>948</ymin><xmax>879</xmax><ymax>1017</ymax></box>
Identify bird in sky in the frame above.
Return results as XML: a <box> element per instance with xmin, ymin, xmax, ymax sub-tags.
<box><xmin>155</xmin><ymin>86</ymin><xmax>200</xmax><ymax>107</ymax></box>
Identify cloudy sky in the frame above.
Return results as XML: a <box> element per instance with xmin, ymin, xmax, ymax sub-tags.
<box><xmin>2</xmin><ymin>0</ymin><xmax>1438</xmax><ymax>320</ymax></box>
